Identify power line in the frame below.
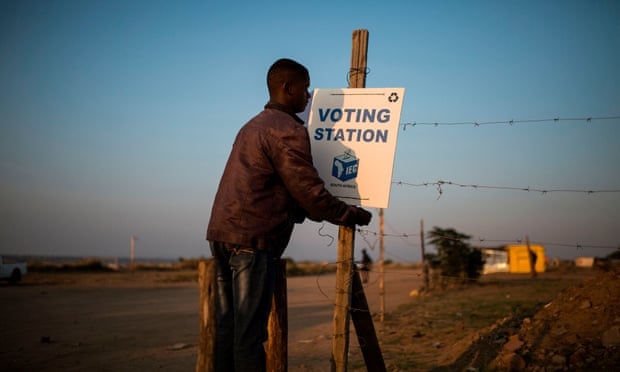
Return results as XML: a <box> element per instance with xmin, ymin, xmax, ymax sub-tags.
<box><xmin>400</xmin><ymin>115</ymin><xmax>620</xmax><ymax>130</ymax></box>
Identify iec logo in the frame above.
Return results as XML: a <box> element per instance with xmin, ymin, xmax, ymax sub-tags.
<box><xmin>332</xmin><ymin>150</ymin><xmax>359</xmax><ymax>182</ymax></box>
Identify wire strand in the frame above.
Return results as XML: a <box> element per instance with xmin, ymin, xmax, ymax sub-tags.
<box><xmin>400</xmin><ymin>115</ymin><xmax>620</xmax><ymax>130</ymax></box>
<box><xmin>355</xmin><ymin>227</ymin><xmax>619</xmax><ymax>251</ymax></box>
<box><xmin>392</xmin><ymin>180</ymin><xmax>620</xmax><ymax>196</ymax></box>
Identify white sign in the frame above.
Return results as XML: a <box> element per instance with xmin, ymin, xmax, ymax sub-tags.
<box><xmin>307</xmin><ymin>88</ymin><xmax>405</xmax><ymax>208</ymax></box>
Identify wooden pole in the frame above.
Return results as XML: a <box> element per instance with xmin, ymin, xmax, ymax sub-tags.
<box><xmin>331</xmin><ymin>226</ymin><xmax>355</xmax><ymax>372</ymax></box>
<box><xmin>526</xmin><ymin>235</ymin><xmax>537</xmax><ymax>278</ymax></box>
<box><xmin>130</xmin><ymin>235</ymin><xmax>137</xmax><ymax>270</ymax></box>
<box><xmin>331</xmin><ymin>28</ymin><xmax>369</xmax><ymax>372</ymax></box>
<box><xmin>348</xmin><ymin>29</ymin><xmax>368</xmax><ymax>88</ymax></box>
<box><xmin>420</xmin><ymin>219</ymin><xmax>429</xmax><ymax>291</ymax></box>
<box><xmin>266</xmin><ymin>259</ymin><xmax>288</xmax><ymax>371</ymax></box>
<box><xmin>378</xmin><ymin>208</ymin><xmax>385</xmax><ymax>323</ymax></box>
<box><xmin>351</xmin><ymin>271</ymin><xmax>387</xmax><ymax>371</ymax></box>
<box><xmin>196</xmin><ymin>260</ymin><xmax>216</xmax><ymax>372</ymax></box>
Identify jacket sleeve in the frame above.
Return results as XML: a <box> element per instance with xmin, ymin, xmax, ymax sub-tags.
<box><xmin>268</xmin><ymin>124</ymin><xmax>355</xmax><ymax>225</ymax></box>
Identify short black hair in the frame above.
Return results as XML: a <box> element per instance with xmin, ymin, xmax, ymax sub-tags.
<box><xmin>267</xmin><ymin>58</ymin><xmax>309</xmax><ymax>93</ymax></box>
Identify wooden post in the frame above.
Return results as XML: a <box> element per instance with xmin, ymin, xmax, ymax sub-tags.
<box><xmin>351</xmin><ymin>271</ymin><xmax>387</xmax><ymax>371</ymax></box>
<box><xmin>266</xmin><ymin>259</ymin><xmax>288</xmax><ymax>372</ymax></box>
<box><xmin>348</xmin><ymin>29</ymin><xmax>369</xmax><ymax>88</ymax></box>
<box><xmin>420</xmin><ymin>219</ymin><xmax>429</xmax><ymax>291</ymax></box>
<box><xmin>196</xmin><ymin>260</ymin><xmax>216</xmax><ymax>372</ymax></box>
<box><xmin>331</xmin><ymin>28</ymin><xmax>369</xmax><ymax>372</ymax></box>
<box><xmin>331</xmin><ymin>226</ymin><xmax>355</xmax><ymax>372</ymax></box>
<box><xmin>130</xmin><ymin>235</ymin><xmax>137</xmax><ymax>270</ymax></box>
<box><xmin>378</xmin><ymin>208</ymin><xmax>385</xmax><ymax>324</ymax></box>
<box><xmin>526</xmin><ymin>235</ymin><xmax>537</xmax><ymax>278</ymax></box>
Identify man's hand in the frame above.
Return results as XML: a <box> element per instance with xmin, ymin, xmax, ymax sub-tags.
<box><xmin>346</xmin><ymin>206</ymin><xmax>372</xmax><ymax>226</ymax></box>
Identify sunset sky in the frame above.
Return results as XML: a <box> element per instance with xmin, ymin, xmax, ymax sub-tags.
<box><xmin>1</xmin><ymin>0</ymin><xmax>618</xmax><ymax>262</ymax></box>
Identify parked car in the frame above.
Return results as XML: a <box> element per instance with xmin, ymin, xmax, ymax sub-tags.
<box><xmin>0</xmin><ymin>256</ymin><xmax>27</xmax><ymax>284</ymax></box>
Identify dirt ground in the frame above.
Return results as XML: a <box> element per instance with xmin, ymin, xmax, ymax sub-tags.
<box><xmin>1</xmin><ymin>265</ymin><xmax>618</xmax><ymax>371</ymax></box>
<box><xmin>376</xmin><ymin>267</ymin><xmax>620</xmax><ymax>371</ymax></box>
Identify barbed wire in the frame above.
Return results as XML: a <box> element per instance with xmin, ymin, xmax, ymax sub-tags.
<box><xmin>400</xmin><ymin>115</ymin><xmax>620</xmax><ymax>130</ymax></box>
<box><xmin>355</xmin><ymin>227</ymin><xmax>619</xmax><ymax>251</ymax></box>
<box><xmin>318</xmin><ymin>223</ymin><xmax>335</xmax><ymax>246</ymax></box>
<box><xmin>305</xmin><ymin>259</ymin><xmax>606</xmax><ymax>352</ymax></box>
<box><xmin>314</xmin><ymin>259</ymin><xmax>428</xmax><ymax>313</ymax></box>
<box><xmin>346</xmin><ymin>67</ymin><xmax>371</xmax><ymax>86</ymax></box>
<box><xmin>313</xmin><ymin>259</ymin><xmax>541</xmax><ymax>314</ymax></box>
<box><xmin>315</xmin><ymin>224</ymin><xmax>618</xmax><ymax>254</ymax></box>
<box><xmin>359</xmin><ymin>228</ymin><xmax>419</xmax><ymax>239</ymax></box>
<box><xmin>392</xmin><ymin>180</ymin><xmax>620</xmax><ymax>198</ymax></box>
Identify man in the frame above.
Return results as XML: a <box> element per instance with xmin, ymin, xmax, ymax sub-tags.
<box><xmin>360</xmin><ymin>248</ymin><xmax>373</xmax><ymax>284</ymax></box>
<box><xmin>206</xmin><ymin>58</ymin><xmax>372</xmax><ymax>371</ymax></box>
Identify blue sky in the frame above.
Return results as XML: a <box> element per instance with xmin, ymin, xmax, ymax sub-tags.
<box><xmin>1</xmin><ymin>0</ymin><xmax>619</xmax><ymax>262</ymax></box>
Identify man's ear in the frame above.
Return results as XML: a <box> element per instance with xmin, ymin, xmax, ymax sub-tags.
<box><xmin>283</xmin><ymin>82</ymin><xmax>293</xmax><ymax>95</ymax></box>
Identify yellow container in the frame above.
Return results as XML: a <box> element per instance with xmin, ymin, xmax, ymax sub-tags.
<box><xmin>506</xmin><ymin>244</ymin><xmax>546</xmax><ymax>273</ymax></box>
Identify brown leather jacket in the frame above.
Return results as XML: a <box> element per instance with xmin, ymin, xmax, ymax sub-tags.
<box><xmin>206</xmin><ymin>104</ymin><xmax>356</xmax><ymax>256</ymax></box>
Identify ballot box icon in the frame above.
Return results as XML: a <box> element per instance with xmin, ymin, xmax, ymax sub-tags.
<box><xmin>332</xmin><ymin>152</ymin><xmax>359</xmax><ymax>182</ymax></box>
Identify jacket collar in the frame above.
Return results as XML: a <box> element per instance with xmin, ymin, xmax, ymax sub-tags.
<box><xmin>264</xmin><ymin>102</ymin><xmax>305</xmax><ymax>125</ymax></box>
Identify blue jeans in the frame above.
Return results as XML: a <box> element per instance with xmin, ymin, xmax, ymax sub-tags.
<box><xmin>209</xmin><ymin>241</ymin><xmax>276</xmax><ymax>372</ymax></box>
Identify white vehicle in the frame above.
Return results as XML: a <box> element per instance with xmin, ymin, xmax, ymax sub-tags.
<box><xmin>0</xmin><ymin>256</ymin><xmax>27</xmax><ymax>285</ymax></box>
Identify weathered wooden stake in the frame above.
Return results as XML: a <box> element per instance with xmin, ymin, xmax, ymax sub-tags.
<box><xmin>196</xmin><ymin>260</ymin><xmax>216</xmax><ymax>372</ymax></box>
<box><xmin>526</xmin><ymin>235</ymin><xmax>537</xmax><ymax>278</ymax></box>
<box><xmin>130</xmin><ymin>235</ymin><xmax>137</xmax><ymax>270</ymax></box>
<box><xmin>379</xmin><ymin>208</ymin><xmax>385</xmax><ymax>323</ymax></box>
<box><xmin>348</xmin><ymin>29</ymin><xmax>369</xmax><ymax>88</ymax></box>
<box><xmin>351</xmin><ymin>271</ymin><xmax>387</xmax><ymax>371</ymax></box>
<box><xmin>331</xmin><ymin>225</ymin><xmax>355</xmax><ymax>372</ymax></box>
<box><xmin>196</xmin><ymin>259</ymin><xmax>288</xmax><ymax>371</ymax></box>
<box><xmin>266</xmin><ymin>259</ymin><xmax>288</xmax><ymax>371</ymax></box>
<box><xmin>331</xmin><ymin>28</ymin><xmax>369</xmax><ymax>372</ymax></box>
<box><xmin>420</xmin><ymin>219</ymin><xmax>430</xmax><ymax>290</ymax></box>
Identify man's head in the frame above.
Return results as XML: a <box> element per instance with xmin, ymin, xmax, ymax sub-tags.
<box><xmin>267</xmin><ymin>58</ymin><xmax>310</xmax><ymax>113</ymax></box>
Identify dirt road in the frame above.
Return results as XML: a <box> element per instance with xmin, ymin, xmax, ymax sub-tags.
<box><xmin>0</xmin><ymin>268</ymin><xmax>422</xmax><ymax>371</ymax></box>
<box><xmin>287</xmin><ymin>267</ymin><xmax>422</xmax><ymax>370</ymax></box>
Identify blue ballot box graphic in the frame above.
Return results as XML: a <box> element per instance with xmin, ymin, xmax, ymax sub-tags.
<box><xmin>332</xmin><ymin>152</ymin><xmax>359</xmax><ymax>182</ymax></box>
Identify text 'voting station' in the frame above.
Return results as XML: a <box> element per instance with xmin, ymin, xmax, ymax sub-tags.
<box><xmin>307</xmin><ymin>88</ymin><xmax>405</xmax><ymax>209</ymax></box>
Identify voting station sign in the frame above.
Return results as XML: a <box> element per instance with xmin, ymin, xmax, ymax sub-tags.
<box><xmin>307</xmin><ymin>88</ymin><xmax>405</xmax><ymax>209</ymax></box>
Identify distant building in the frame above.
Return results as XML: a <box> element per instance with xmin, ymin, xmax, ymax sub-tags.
<box><xmin>574</xmin><ymin>257</ymin><xmax>595</xmax><ymax>268</ymax></box>
<box><xmin>480</xmin><ymin>244</ymin><xmax>546</xmax><ymax>274</ymax></box>
<box><xmin>481</xmin><ymin>248</ymin><xmax>509</xmax><ymax>274</ymax></box>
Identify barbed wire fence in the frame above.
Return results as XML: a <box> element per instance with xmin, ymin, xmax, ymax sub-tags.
<box><xmin>314</xmin><ymin>74</ymin><xmax>619</xmax><ymax>340</ymax></box>
<box><xmin>400</xmin><ymin>115</ymin><xmax>620</xmax><ymax>129</ymax></box>
<box><xmin>372</xmin><ymin>113</ymin><xmax>618</xmax><ymax>256</ymax></box>
<box><xmin>285</xmin><ymin>69</ymin><xmax>620</xmax><ymax>367</ymax></box>
<box><xmin>392</xmin><ymin>180</ymin><xmax>620</xmax><ymax>199</ymax></box>
<box><xmin>314</xmin><ymin>222</ymin><xmax>619</xmax><ymax>266</ymax></box>
<box><xmin>309</xmin><ymin>256</ymin><xmax>578</xmax><ymax>315</ymax></box>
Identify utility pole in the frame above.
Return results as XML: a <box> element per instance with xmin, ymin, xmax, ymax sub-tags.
<box><xmin>130</xmin><ymin>235</ymin><xmax>137</xmax><ymax>270</ymax></box>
